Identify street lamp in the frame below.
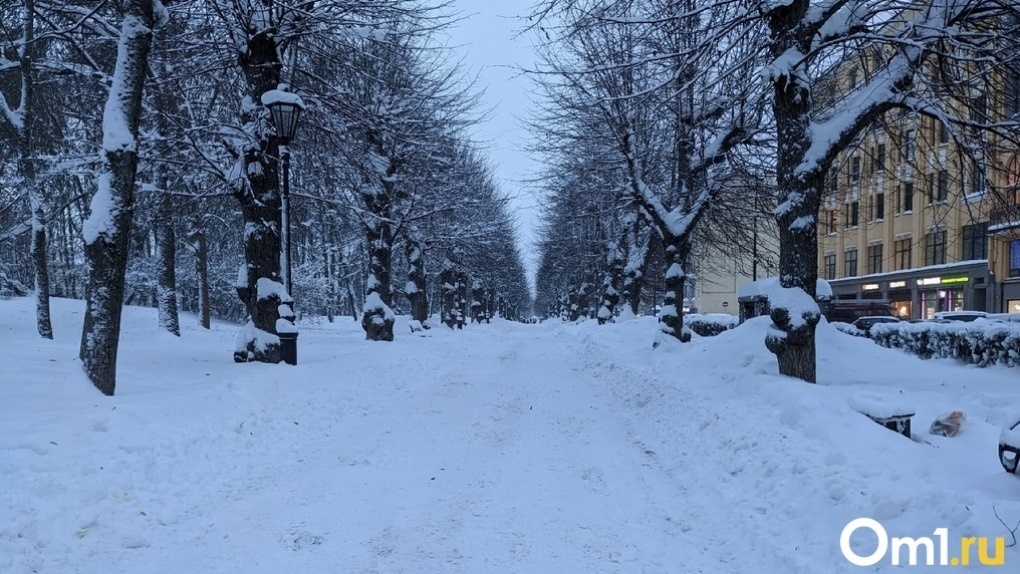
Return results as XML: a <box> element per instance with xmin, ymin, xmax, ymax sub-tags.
<box><xmin>261</xmin><ymin>84</ymin><xmax>304</xmax><ymax>365</ymax></box>
<box><xmin>261</xmin><ymin>85</ymin><xmax>304</xmax><ymax>294</ymax></box>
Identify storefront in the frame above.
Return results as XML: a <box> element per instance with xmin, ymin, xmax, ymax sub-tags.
<box><xmin>828</xmin><ymin>261</ymin><xmax>990</xmax><ymax>320</ymax></box>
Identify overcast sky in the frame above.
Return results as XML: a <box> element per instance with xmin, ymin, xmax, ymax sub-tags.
<box><xmin>445</xmin><ymin>1</ymin><xmax>542</xmax><ymax>290</ymax></box>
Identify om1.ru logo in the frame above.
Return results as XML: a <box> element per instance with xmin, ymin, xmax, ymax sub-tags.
<box><xmin>841</xmin><ymin>518</ymin><xmax>1005</xmax><ymax>567</ymax></box>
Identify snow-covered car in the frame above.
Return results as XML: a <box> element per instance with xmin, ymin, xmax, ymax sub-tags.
<box><xmin>933</xmin><ymin>311</ymin><xmax>989</xmax><ymax>322</ymax></box>
<box><xmin>988</xmin><ymin>313</ymin><xmax>1020</xmax><ymax>324</ymax></box>
<box><xmin>851</xmin><ymin>315</ymin><xmax>901</xmax><ymax>333</ymax></box>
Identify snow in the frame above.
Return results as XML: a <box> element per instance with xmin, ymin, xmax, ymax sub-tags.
<box><xmin>4</xmin><ymin>297</ymin><xmax>1020</xmax><ymax>573</ymax></box>
<box><xmin>848</xmin><ymin>392</ymin><xmax>915</xmax><ymax>421</ymax></box>
<box><xmin>260</xmin><ymin>86</ymin><xmax>306</xmax><ymax>109</ymax></box>
<box><xmin>364</xmin><ymin>292</ymin><xmax>395</xmax><ymax>321</ymax></box>
<box><xmin>81</xmin><ymin>173</ymin><xmax>115</xmax><ymax>245</ymax></box>
<box><xmin>256</xmin><ymin>277</ymin><xmax>292</xmax><ymax>303</ymax></box>
<box><xmin>1001</xmin><ymin>423</ymin><xmax>1020</xmax><ymax>450</ymax></box>
<box><xmin>102</xmin><ymin>15</ymin><xmax>150</xmax><ymax>154</ymax></box>
<box><xmin>738</xmin><ymin>277</ymin><xmax>833</xmax><ymax>300</ymax></box>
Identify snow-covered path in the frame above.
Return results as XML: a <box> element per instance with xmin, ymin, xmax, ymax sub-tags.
<box><xmin>4</xmin><ymin>298</ymin><xmax>1020</xmax><ymax>573</ymax></box>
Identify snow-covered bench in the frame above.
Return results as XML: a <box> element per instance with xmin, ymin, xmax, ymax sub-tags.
<box><xmin>848</xmin><ymin>393</ymin><xmax>915</xmax><ymax>438</ymax></box>
<box><xmin>999</xmin><ymin>420</ymin><xmax>1020</xmax><ymax>474</ymax></box>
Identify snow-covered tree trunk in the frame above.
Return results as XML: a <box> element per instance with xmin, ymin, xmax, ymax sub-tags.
<box><xmin>233</xmin><ymin>28</ymin><xmax>287</xmax><ymax>361</ymax></box>
<box><xmin>470</xmin><ymin>279</ymin><xmax>484</xmax><ymax>323</ymax></box>
<box><xmin>79</xmin><ymin>1</ymin><xmax>161</xmax><ymax>395</ymax></box>
<box><xmin>361</xmin><ymin>183</ymin><xmax>396</xmax><ymax>341</ymax></box>
<box><xmin>621</xmin><ymin>218</ymin><xmax>647</xmax><ymax>315</ymax></box>
<box><xmin>658</xmin><ymin>241</ymin><xmax>692</xmax><ymax>342</ymax></box>
<box><xmin>456</xmin><ymin>271</ymin><xmax>468</xmax><ymax>329</ymax></box>
<box><xmin>404</xmin><ymin>233</ymin><xmax>429</xmax><ymax>326</ymax></box>
<box><xmin>762</xmin><ymin>3</ymin><xmax>824</xmax><ymax>383</ymax></box>
<box><xmin>154</xmin><ymin>190</ymin><xmax>179</xmax><ymax>336</ymax></box>
<box><xmin>598</xmin><ymin>240</ymin><xmax>624</xmax><ymax>324</ymax></box>
<box><xmin>11</xmin><ymin>0</ymin><xmax>53</xmax><ymax>340</ymax></box>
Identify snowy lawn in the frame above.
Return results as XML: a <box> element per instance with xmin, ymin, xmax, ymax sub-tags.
<box><xmin>3</xmin><ymin>297</ymin><xmax>1020</xmax><ymax>573</ymax></box>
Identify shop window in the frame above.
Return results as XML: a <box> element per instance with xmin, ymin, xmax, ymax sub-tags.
<box><xmin>824</xmin><ymin>254</ymin><xmax>836</xmax><ymax>280</ymax></box>
<box><xmin>925</xmin><ymin>230</ymin><xmax>947</xmax><ymax>266</ymax></box>
<box><xmin>895</xmin><ymin>238</ymin><xmax>912</xmax><ymax>270</ymax></box>
<box><xmin>961</xmin><ymin>222</ymin><xmax>988</xmax><ymax>261</ymax></box>
<box><xmin>1011</xmin><ymin>240</ymin><xmax>1020</xmax><ymax>278</ymax></box>
<box><xmin>845</xmin><ymin>248</ymin><xmax>858</xmax><ymax>277</ymax></box>
<box><xmin>868</xmin><ymin>244</ymin><xmax>883</xmax><ymax>274</ymax></box>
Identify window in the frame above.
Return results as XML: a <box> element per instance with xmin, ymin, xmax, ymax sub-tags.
<box><xmin>970</xmin><ymin>164</ymin><xmax>986</xmax><ymax>196</ymax></box>
<box><xmin>849</xmin><ymin>68</ymin><xmax>859</xmax><ymax>89</ymax></box>
<box><xmin>876</xmin><ymin>144</ymin><xmax>886</xmax><ymax>171</ymax></box>
<box><xmin>939</xmin><ymin>121</ymin><xmax>949</xmax><ymax>144</ymax></box>
<box><xmin>904</xmin><ymin>129</ymin><xmax>916</xmax><ymax>162</ymax></box>
<box><xmin>903</xmin><ymin>182</ymin><xmax>914</xmax><ymax>212</ymax></box>
<box><xmin>895</xmin><ymin>239</ymin><xmax>912</xmax><ymax>270</ymax></box>
<box><xmin>851</xmin><ymin>157</ymin><xmax>861</xmax><ymax>183</ymax></box>
<box><xmin>827</xmin><ymin>210</ymin><xmax>838</xmax><ymax>234</ymax></box>
<box><xmin>824</xmin><ymin>254</ymin><xmax>836</xmax><ymax>280</ymax></box>
<box><xmin>938</xmin><ymin>170</ymin><xmax>949</xmax><ymax>202</ymax></box>
<box><xmin>925</xmin><ymin>230</ymin><xmax>947</xmax><ymax>266</ymax></box>
<box><xmin>1011</xmin><ymin>240</ymin><xmax>1020</xmax><ymax>278</ymax></box>
<box><xmin>925</xmin><ymin>174</ymin><xmax>934</xmax><ymax>205</ymax></box>
<box><xmin>876</xmin><ymin>193</ymin><xmax>885</xmax><ymax>220</ymax></box>
<box><xmin>845</xmin><ymin>248</ymin><xmax>858</xmax><ymax>277</ymax></box>
<box><xmin>868</xmin><ymin>244</ymin><xmax>883</xmax><ymax>274</ymax></box>
<box><xmin>1007</xmin><ymin>68</ymin><xmax>1020</xmax><ymax>117</ymax></box>
<box><xmin>850</xmin><ymin>201</ymin><xmax>859</xmax><ymax>226</ymax></box>
<box><xmin>961</xmin><ymin>222</ymin><xmax>988</xmax><ymax>261</ymax></box>
<box><xmin>828</xmin><ymin>168</ymin><xmax>838</xmax><ymax>195</ymax></box>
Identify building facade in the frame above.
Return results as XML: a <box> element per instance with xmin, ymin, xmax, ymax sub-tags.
<box><xmin>818</xmin><ymin>90</ymin><xmax>1020</xmax><ymax>318</ymax></box>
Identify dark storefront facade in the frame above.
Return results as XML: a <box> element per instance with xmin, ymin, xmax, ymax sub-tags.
<box><xmin>828</xmin><ymin>261</ymin><xmax>991</xmax><ymax>320</ymax></box>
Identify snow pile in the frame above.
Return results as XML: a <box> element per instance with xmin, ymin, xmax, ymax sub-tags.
<box><xmin>4</xmin><ymin>297</ymin><xmax>1020</xmax><ymax>573</ymax></box>
<box><xmin>831</xmin><ymin>320</ymin><xmax>866</xmax><ymax>337</ymax></box>
<box><xmin>684</xmin><ymin>313</ymin><xmax>738</xmax><ymax>337</ymax></box>
<box><xmin>871</xmin><ymin>319</ymin><xmax>1020</xmax><ymax>367</ymax></box>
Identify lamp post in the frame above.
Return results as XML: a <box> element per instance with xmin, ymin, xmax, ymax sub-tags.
<box><xmin>261</xmin><ymin>85</ymin><xmax>304</xmax><ymax>365</ymax></box>
<box><xmin>261</xmin><ymin>85</ymin><xmax>304</xmax><ymax>294</ymax></box>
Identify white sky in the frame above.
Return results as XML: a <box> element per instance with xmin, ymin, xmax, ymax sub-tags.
<box><xmin>445</xmin><ymin>1</ymin><xmax>542</xmax><ymax>292</ymax></box>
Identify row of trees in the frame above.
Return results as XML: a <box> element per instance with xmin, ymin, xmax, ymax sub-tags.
<box><xmin>531</xmin><ymin>0</ymin><xmax>1020</xmax><ymax>382</ymax></box>
<box><xmin>0</xmin><ymin>0</ymin><xmax>530</xmax><ymax>395</ymax></box>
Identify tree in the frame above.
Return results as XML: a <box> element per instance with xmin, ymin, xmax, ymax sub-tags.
<box><xmin>79</xmin><ymin>0</ymin><xmax>165</xmax><ymax>395</ymax></box>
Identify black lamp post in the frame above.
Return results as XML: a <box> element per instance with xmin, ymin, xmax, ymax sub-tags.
<box><xmin>262</xmin><ymin>86</ymin><xmax>304</xmax><ymax>365</ymax></box>
<box><xmin>261</xmin><ymin>86</ymin><xmax>304</xmax><ymax>294</ymax></box>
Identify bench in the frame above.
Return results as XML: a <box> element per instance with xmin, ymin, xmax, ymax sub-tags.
<box><xmin>849</xmin><ymin>393</ymin><xmax>915</xmax><ymax>438</ymax></box>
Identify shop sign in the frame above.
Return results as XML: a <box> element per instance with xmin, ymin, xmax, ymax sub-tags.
<box><xmin>939</xmin><ymin>276</ymin><xmax>969</xmax><ymax>285</ymax></box>
<box><xmin>918</xmin><ymin>277</ymin><xmax>941</xmax><ymax>286</ymax></box>
<box><xmin>889</xmin><ymin>281</ymin><xmax>907</xmax><ymax>289</ymax></box>
<box><xmin>862</xmin><ymin>283</ymin><xmax>881</xmax><ymax>291</ymax></box>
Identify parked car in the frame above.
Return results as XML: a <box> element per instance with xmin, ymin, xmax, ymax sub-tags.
<box><xmin>825</xmin><ymin>301</ymin><xmax>896</xmax><ymax>324</ymax></box>
<box><xmin>933</xmin><ymin>310</ymin><xmax>989</xmax><ymax>322</ymax></box>
<box><xmin>851</xmin><ymin>315</ymin><xmax>901</xmax><ymax>333</ymax></box>
<box><xmin>988</xmin><ymin>313</ymin><xmax>1020</xmax><ymax>324</ymax></box>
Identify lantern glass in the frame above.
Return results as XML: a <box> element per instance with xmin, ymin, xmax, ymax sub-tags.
<box><xmin>267</xmin><ymin>102</ymin><xmax>302</xmax><ymax>143</ymax></box>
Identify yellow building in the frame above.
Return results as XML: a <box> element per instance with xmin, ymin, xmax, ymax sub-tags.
<box><xmin>817</xmin><ymin>54</ymin><xmax>1020</xmax><ymax>318</ymax></box>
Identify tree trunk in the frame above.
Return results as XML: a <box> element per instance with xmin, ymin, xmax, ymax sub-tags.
<box><xmin>18</xmin><ymin>0</ymin><xmax>52</xmax><ymax>340</ymax></box>
<box><xmin>658</xmin><ymin>239</ymin><xmax>692</xmax><ymax>342</ymax></box>
<box><xmin>361</xmin><ymin>186</ymin><xmax>396</xmax><ymax>341</ymax></box>
<box><xmin>80</xmin><ymin>2</ymin><xmax>157</xmax><ymax>395</ymax></box>
<box><xmin>598</xmin><ymin>241</ymin><xmax>624</xmax><ymax>324</ymax></box>
<box><xmin>405</xmin><ymin>234</ymin><xmax>429</xmax><ymax>325</ymax></box>
<box><xmin>234</xmin><ymin>27</ymin><xmax>287</xmax><ymax>361</ymax></box>
<box><xmin>155</xmin><ymin>192</ymin><xmax>180</xmax><ymax>336</ymax></box>
<box><xmin>194</xmin><ymin>230</ymin><xmax>211</xmax><ymax>329</ymax></box>
<box><xmin>765</xmin><ymin>6</ymin><xmax>822</xmax><ymax>383</ymax></box>
<box><xmin>440</xmin><ymin>257</ymin><xmax>460</xmax><ymax>329</ymax></box>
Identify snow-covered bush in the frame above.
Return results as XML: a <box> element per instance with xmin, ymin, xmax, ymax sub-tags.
<box><xmin>684</xmin><ymin>313</ymin><xmax>738</xmax><ymax>337</ymax></box>
<box><xmin>831</xmin><ymin>322</ymin><xmax>867</xmax><ymax>338</ymax></box>
<box><xmin>871</xmin><ymin>320</ymin><xmax>1020</xmax><ymax>367</ymax></box>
